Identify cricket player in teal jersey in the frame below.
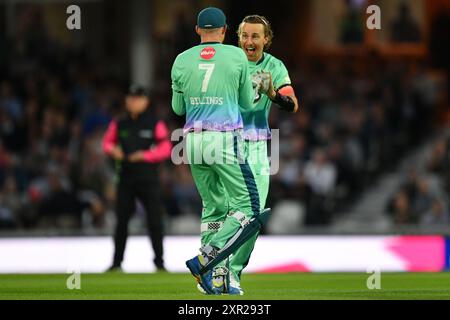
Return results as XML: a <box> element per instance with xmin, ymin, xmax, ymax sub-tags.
<box><xmin>171</xmin><ymin>7</ymin><xmax>270</xmax><ymax>295</ymax></box>
<box><xmin>227</xmin><ymin>15</ymin><xmax>300</xmax><ymax>294</ymax></box>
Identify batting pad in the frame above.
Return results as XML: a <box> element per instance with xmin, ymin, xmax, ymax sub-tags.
<box><xmin>199</xmin><ymin>208</ymin><xmax>271</xmax><ymax>274</ymax></box>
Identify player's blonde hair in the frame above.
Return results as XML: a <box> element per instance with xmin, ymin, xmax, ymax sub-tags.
<box><xmin>237</xmin><ymin>15</ymin><xmax>274</xmax><ymax>50</ymax></box>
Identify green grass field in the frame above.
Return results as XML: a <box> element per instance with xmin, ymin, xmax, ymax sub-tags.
<box><xmin>0</xmin><ymin>272</ymin><xmax>449</xmax><ymax>300</ymax></box>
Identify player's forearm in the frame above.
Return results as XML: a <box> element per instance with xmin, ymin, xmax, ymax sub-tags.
<box><xmin>270</xmin><ymin>91</ymin><xmax>296</xmax><ymax>112</ymax></box>
<box><xmin>172</xmin><ymin>91</ymin><xmax>186</xmax><ymax>115</ymax></box>
<box><xmin>272</xmin><ymin>86</ymin><xmax>299</xmax><ymax>113</ymax></box>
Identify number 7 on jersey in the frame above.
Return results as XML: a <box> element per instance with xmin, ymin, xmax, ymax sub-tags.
<box><xmin>199</xmin><ymin>63</ymin><xmax>215</xmax><ymax>93</ymax></box>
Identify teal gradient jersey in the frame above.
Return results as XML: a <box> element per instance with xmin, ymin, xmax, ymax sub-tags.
<box><xmin>171</xmin><ymin>42</ymin><xmax>255</xmax><ymax>133</ymax></box>
<box><xmin>242</xmin><ymin>52</ymin><xmax>292</xmax><ymax>141</ymax></box>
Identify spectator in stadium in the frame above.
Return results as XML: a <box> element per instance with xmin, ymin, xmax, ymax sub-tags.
<box><xmin>387</xmin><ymin>168</ymin><xmax>448</xmax><ymax>226</ymax></box>
<box><xmin>102</xmin><ymin>85</ymin><xmax>172</xmax><ymax>272</ymax></box>
<box><xmin>0</xmin><ymin>175</ymin><xmax>21</xmax><ymax>229</ymax></box>
<box><xmin>36</xmin><ymin>164</ymin><xmax>84</xmax><ymax>229</ymax></box>
<box><xmin>426</xmin><ymin>138</ymin><xmax>449</xmax><ymax>174</ymax></box>
<box><xmin>278</xmin><ymin>134</ymin><xmax>307</xmax><ymax>189</ymax></box>
<box><xmin>172</xmin><ymin>165</ymin><xmax>202</xmax><ymax>216</ymax></box>
<box><xmin>390</xmin><ymin>2</ymin><xmax>421</xmax><ymax>43</ymax></box>
<box><xmin>0</xmin><ymin>81</ymin><xmax>23</xmax><ymax>122</ymax></box>
<box><xmin>304</xmin><ymin>148</ymin><xmax>337</xmax><ymax>197</ymax></box>
<box><xmin>411</xmin><ymin>177</ymin><xmax>435</xmax><ymax>221</ymax></box>
<box><xmin>420</xmin><ymin>198</ymin><xmax>449</xmax><ymax>225</ymax></box>
<box><xmin>339</xmin><ymin>0</ymin><xmax>364</xmax><ymax>44</ymax></box>
<box><xmin>303</xmin><ymin>148</ymin><xmax>337</xmax><ymax>225</ymax></box>
<box><xmin>390</xmin><ymin>189</ymin><xmax>414</xmax><ymax>225</ymax></box>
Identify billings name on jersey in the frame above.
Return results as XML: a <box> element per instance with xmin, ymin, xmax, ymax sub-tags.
<box><xmin>190</xmin><ymin>96</ymin><xmax>224</xmax><ymax>106</ymax></box>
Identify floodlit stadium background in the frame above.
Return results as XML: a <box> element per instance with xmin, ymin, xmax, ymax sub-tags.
<box><xmin>0</xmin><ymin>0</ymin><xmax>450</xmax><ymax>273</ymax></box>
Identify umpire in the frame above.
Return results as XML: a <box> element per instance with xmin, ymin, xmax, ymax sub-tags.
<box><xmin>102</xmin><ymin>85</ymin><xmax>172</xmax><ymax>271</ymax></box>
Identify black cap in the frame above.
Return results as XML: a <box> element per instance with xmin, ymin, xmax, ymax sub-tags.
<box><xmin>127</xmin><ymin>84</ymin><xmax>149</xmax><ymax>97</ymax></box>
<box><xmin>197</xmin><ymin>7</ymin><xmax>227</xmax><ymax>29</ymax></box>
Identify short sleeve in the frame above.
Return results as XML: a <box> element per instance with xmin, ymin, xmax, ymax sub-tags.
<box><xmin>272</xmin><ymin>60</ymin><xmax>291</xmax><ymax>90</ymax></box>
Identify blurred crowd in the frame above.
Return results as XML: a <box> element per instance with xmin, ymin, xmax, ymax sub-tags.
<box><xmin>0</xmin><ymin>5</ymin><xmax>448</xmax><ymax>233</ymax></box>
<box><xmin>267</xmin><ymin>55</ymin><xmax>446</xmax><ymax>226</ymax></box>
<box><xmin>0</xmin><ymin>8</ymin><xmax>121</xmax><ymax>230</ymax></box>
<box><xmin>387</xmin><ymin>136</ymin><xmax>450</xmax><ymax>226</ymax></box>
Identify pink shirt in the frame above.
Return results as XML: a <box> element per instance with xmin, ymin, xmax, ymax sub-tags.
<box><xmin>102</xmin><ymin>120</ymin><xmax>172</xmax><ymax>163</ymax></box>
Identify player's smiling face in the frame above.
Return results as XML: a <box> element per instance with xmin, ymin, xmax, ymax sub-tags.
<box><xmin>239</xmin><ymin>23</ymin><xmax>268</xmax><ymax>62</ymax></box>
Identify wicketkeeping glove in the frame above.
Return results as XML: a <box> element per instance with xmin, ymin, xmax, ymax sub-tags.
<box><xmin>255</xmin><ymin>70</ymin><xmax>272</xmax><ymax>95</ymax></box>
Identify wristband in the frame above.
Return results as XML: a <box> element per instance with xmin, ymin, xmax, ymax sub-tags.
<box><xmin>271</xmin><ymin>91</ymin><xmax>295</xmax><ymax>112</ymax></box>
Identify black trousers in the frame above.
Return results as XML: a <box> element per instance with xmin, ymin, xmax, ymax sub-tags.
<box><xmin>112</xmin><ymin>176</ymin><xmax>165</xmax><ymax>268</ymax></box>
